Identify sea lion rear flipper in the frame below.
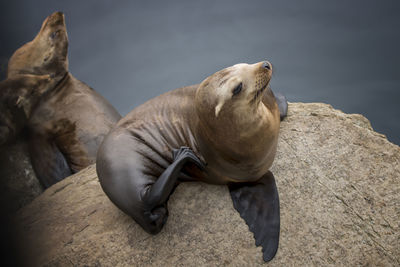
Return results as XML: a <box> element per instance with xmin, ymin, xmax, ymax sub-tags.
<box><xmin>273</xmin><ymin>92</ymin><xmax>288</xmax><ymax>121</ymax></box>
<box><xmin>228</xmin><ymin>171</ymin><xmax>280</xmax><ymax>262</ymax></box>
<box><xmin>29</xmin><ymin>134</ymin><xmax>72</xmax><ymax>188</ymax></box>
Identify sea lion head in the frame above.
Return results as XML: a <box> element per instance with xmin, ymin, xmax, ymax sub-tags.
<box><xmin>7</xmin><ymin>12</ymin><xmax>68</xmax><ymax>79</ymax></box>
<box><xmin>196</xmin><ymin>61</ymin><xmax>273</xmax><ymax>117</ymax></box>
<box><xmin>195</xmin><ymin>61</ymin><xmax>279</xmax><ymax>180</ymax></box>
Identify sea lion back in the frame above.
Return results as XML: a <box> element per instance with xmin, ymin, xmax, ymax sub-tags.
<box><xmin>116</xmin><ymin>85</ymin><xmax>202</xmax><ymax>166</ymax></box>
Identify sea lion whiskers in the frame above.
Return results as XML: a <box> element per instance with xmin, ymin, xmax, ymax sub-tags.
<box><xmin>251</xmin><ymin>83</ymin><xmax>268</xmax><ymax>104</ymax></box>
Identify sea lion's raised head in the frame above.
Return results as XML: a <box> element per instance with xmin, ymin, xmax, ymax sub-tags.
<box><xmin>7</xmin><ymin>12</ymin><xmax>68</xmax><ymax>79</ymax></box>
<box><xmin>195</xmin><ymin>61</ymin><xmax>280</xmax><ymax>181</ymax></box>
<box><xmin>196</xmin><ymin>61</ymin><xmax>272</xmax><ymax>118</ymax></box>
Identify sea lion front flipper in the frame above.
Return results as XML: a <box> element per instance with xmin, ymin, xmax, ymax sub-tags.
<box><xmin>142</xmin><ymin>146</ymin><xmax>205</xmax><ymax>210</ymax></box>
<box><xmin>273</xmin><ymin>92</ymin><xmax>288</xmax><ymax>121</ymax></box>
<box><xmin>29</xmin><ymin>134</ymin><xmax>72</xmax><ymax>188</ymax></box>
<box><xmin>228</xmin><ymin>171</ymin><xmax>280</xmax><ymax>262</ymax></box>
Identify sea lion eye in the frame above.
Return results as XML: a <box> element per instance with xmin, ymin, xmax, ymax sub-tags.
<box><xmin>50</xmin><ymin>30</ymin><xmax>59</xmax><ymax>40</ymax></box>
<box><xmin>232</xmin><ymin>83</ymin><xmax>242</xmax><ymax>96</ymax></box>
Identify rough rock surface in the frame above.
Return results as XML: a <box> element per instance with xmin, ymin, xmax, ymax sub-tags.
<box><xmin>13</xmin><ymin>103</ymin><xmax>400</xmax><ymax>266</ymax></box>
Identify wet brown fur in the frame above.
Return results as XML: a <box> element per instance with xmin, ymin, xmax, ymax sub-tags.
<box><xmin>4</xmin><ymin>12</ymin><xmax>121</xmax><ymax>187</ymax></box>
<box><xmin>0</xmin><ymin>74</ymin><xmax>56</xmax><ymax>145</ymax></box>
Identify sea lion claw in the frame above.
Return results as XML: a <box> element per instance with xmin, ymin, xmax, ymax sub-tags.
<box><xmin>228</xmin><ymin>171</ymin><xmax>280</xmax><ymax>262</ymax></box>
<box><xmin>172</xmin><ymin>146</ymin><xmax>205</xmax><ymax>170</ymax></box>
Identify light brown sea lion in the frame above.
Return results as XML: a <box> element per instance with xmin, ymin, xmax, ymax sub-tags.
<box><xmin>97</xmin><ymin>61</ymin><xmax>288</xmax><ymax>261</ymax></box>
<box><xmin>6</xmin><ymin>12</ymin><xmax>121</xmax><ymax>188</ymax></box>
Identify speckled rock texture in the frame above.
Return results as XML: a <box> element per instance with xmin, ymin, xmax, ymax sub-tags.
<box><xmin>13</xmin><ymin>103</ymin><xmax>400</xmax><ymax>266</ymax></box>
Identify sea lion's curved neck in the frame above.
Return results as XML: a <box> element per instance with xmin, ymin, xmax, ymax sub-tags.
<box><xmin>52</xmin><ymin>72</ymin><xmax>70</xmax><ymax>91</ymax></box>
<box><xmin>197</xmin><ymin>100</ymin><xmax>267</xmax><ymax>138</ymax></box>
<box><xmin>28</xmin><ymin>72</ymin><xmax>69</xmax><ymax>116</ymax></box>
<box><xmin>195</xmin><ymin>100</ymin><xmax>271</xmax><ymax>162</ymax></box>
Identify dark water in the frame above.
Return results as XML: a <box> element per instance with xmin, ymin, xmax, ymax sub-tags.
<box><xmin>1</xmin><ymin>0</ymin><xmax>399</xmax><ymax>144</ymax></box>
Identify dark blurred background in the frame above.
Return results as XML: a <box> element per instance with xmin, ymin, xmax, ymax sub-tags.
<box><xmin>0</xmin><ymin>0</ymin><xmax>399</xmax><ymax>144</ymax></box>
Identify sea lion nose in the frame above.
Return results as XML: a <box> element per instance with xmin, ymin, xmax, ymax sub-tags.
<box><xmin>262</xmin><ymin>61</ymin><xmax>272</xmax><ymax>70</ymax></box>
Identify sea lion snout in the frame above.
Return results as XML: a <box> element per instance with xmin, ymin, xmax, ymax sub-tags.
<box><xmin>37</xmin><ymin>11</ymin><xmax>67</xmax><ymax>42</ymax></box>
<box><xmin>43</xmin><ymin>11</ymin><xmax>65</xmax><ymax>28</ymax></box>
<box><xmin>252</xmin><ymin>61</ymin><xmax>272</xmax><ymax>102</ymax></box>
<box><xmin>262</xmin><ymin>61</ymin><xmax>272</xmax><ymax>70</ymax></box>
<box><xmin>256</xmin><ymin>61</ymin><xmax>272</xmax><ymax>79</ymax></box>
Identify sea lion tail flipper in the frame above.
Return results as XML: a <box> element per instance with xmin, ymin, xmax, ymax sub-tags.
<box><xmin>228</xmin><ymin>171</ymin><xmax>280</xmax><ymax>262</ymax></box>
<box><xmin>273</xmin><ymin>92</ymin><xmax>288</xmax><ymax>121</ymax></box>
<box><xmin>29</xmin><ymin>134</ymin><xmax>72</xmax><ymax>188</ymax></box>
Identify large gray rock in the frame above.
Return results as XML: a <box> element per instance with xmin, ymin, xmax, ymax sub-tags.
<box><xmin>13</xmin><ymin>103</ymin><xmax>400</xmax><ymax>266</ymax></box>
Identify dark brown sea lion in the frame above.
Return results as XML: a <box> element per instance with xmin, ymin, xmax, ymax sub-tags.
<box><xmin>0</xmin><ymin>74</ymin><xmax>56</xmax><ymax>145</ymax></box>
<box><xmin>6</xmin><ymin>12</ymin><xmax>121</xmax><ymax>188</ymax></box>
<box><xmin>97</xmin><ymin>61</ymin><xmax>287</xmax><ymax>261</ymax></box>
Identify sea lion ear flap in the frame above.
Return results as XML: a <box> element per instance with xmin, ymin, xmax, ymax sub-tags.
<box><xmin>215</xmin><ymin>92</ymin><xmax>230</xmax><ymax>117</ymax></box>
<box><xmin>215</xmin><ymin>101</ymin><xmax>225</xmax><ymax>117</ymax></box>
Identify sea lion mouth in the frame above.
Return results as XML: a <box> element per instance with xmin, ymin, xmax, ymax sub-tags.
<box><xmin>46</xmin><ymin>12</ymin><xmax>65</xmax><ymax>26</ymax></box>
